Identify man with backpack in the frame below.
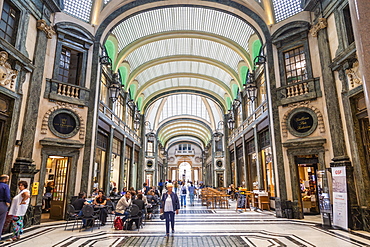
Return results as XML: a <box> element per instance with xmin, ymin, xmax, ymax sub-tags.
<box><xmin>180</xmin><ymin>184</ymin><xmax>187</xmax><ymax>207</ymax></box>
<box><xmin>188</xmin><ymin>182</ymin><xmax>196</xmax><ymax>206</ymax></box>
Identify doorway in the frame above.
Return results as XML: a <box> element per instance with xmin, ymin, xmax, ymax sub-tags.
<box><xmin>178</xmin><ymin>162</ymin><xmax>191</xmax><ymax>181</ymax></box>
<box><xmin>296</xmin><ymin>155</ymin><xmax>320</xmax><ymax>214</ymax></box>
<box><xmin>43</xmin><ymin>156</ymin><xmax>70</xmax><ymax>221</ymax></box>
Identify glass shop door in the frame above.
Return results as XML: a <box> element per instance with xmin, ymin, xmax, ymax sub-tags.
<box><xmin>49</xmin><ymin>156</ymin><xmax>70</xmax><ymax>220</ymax></box>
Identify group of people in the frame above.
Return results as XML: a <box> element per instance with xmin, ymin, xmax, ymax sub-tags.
<box><xmin>0</xmin><ymin>175</ymin><xmax>30</xmax><ymax>242</ymax></box>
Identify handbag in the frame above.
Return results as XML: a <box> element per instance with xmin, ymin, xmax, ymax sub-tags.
<box><xmin>160</xmin><ymin>213</ymin><xmax>165</xmax><ymax>220</ymax></box>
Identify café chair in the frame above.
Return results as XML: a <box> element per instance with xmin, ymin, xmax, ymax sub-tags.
<box><xmin>64</xmin><ymin>204</ymin><xmax>81</xmax><ymax>231</ymax></box>
<box><xmin>258</xmin><ymin>195</ymin><xmax>271</xmax><ymax>210</ymax></box>
<box><xmin>125</xmin><ymin>204</ymin><xmax>142</xmax><ymax>232</ymax></box>
<box><xmin>80</xmin><ymin>205</ymin><xmax>100</xmax><ymax>232</ymax></box>
<box><xmin>106</xmin><ymin>200</ymin><xmax>116</xmax><ymax>226</ymax></box>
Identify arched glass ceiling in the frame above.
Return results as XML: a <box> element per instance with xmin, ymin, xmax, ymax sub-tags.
<box><xmin>64</xmin><ymin>1</ymin><xmax>304</xmax><ymax>24</ymax></box>
<box><xmin>111</xmin><ymin>7</ymin><xmax>255</xmax><ymax>53</ymax></box>
<box><xmin>145</xmin><ymin>94</ymin><xmax>223</xmax><ymax>130</ymax></box>
<box><xmin>135</xmin><ymin>61</ymin><xmax>233</xmax><ymax>88</ymax></box>
<box><xmin>126</xmin><ymin>38</ymin><xmax>243</xmax><ymax>72</ymax></box>
<box><xmin>142</xmin><ymin>78</ymin><xmax>227</xmax><ymax>100</ymax></box>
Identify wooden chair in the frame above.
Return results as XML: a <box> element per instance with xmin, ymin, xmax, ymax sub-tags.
<box><xmin>258</xmin><ymin>195</ymin><xmax>270</xmax><ymax>210</ymax></box>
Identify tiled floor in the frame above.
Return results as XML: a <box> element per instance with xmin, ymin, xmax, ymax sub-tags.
<box><xmin>2</xmin><ymin>199</ymin><xmax>370</xmax><ymax>246</ymax></box>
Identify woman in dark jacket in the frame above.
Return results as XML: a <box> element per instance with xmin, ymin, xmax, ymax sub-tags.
<box><xmin>160</xmin><ymin>183</ymin><xmax>180</xmax><ymax>237</ymax></box>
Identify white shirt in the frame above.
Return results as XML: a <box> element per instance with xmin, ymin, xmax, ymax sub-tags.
<box><xmin>9</xmin><ymin>189</ymin><xmax>30</xmax><ymax>216</ymax></box>
<box><xmin>164</xmin><ymin>194</ymin><xmax>173</xmax><ymax>212</ymax></box>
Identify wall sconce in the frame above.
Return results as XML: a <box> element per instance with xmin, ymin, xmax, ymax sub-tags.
<box><xmin>254</xmin><ymin>55</ymin><xmax>266</xmax><ymax>68</ymax></box>
<box><xmin>145</xmin><ymin>121</ymin><xmax>156</xmax><ymax>142</ymax></box>
<box><xmin>108</xmin><ymin>73</ymin><xmax>122</xmax><ymax>102</ymax></box>
<box><xmin>244</xmin><ymin>72</ymin><xmax>257</xmax><ymax>102</ymax></box>
<box><xmin>99</xmin><ymin>55</ymin><xmax>112</xmax><ymax>68</ymax></box>
<box><xmin>15</xmin><ymin>140</ymin><xmax>22</xmax><ymax>146</ymax></box>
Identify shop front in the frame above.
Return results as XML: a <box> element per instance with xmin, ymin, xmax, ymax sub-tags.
<box><xmin>296</xmin><ymin>155</ymin><xmax>320</xmax><ymax>214</ymax></box>
<box><xmin>38</xmin><ymin>138</ymin><xmax>83</xmax><ymax>221</ymax></box>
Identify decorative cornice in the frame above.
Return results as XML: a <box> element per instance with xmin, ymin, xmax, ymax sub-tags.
<box><xmin>36</xmin><ymin>19</ymin><xmax>56</xmax><ymax>39</ymax></box>
<box><xmin>0</xmin><ymin>51</ymin><xmax>18</xmax><ymax>90</ymax></box>
<box><xmin>309</xmin><ymin>18</ymin><xmax>327</xmax><ymax>37</ymax></box>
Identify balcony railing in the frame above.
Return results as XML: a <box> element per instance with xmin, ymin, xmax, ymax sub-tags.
<box><xmin>99</xmin><ymin>102</ymin><xmax>141</xmax><ymax>144</ymax></box>
<box><xmin>277</xmin><ymin>78</ymin><xmax>320</xmax><ymax>105</ymax></box>
<box><xmin>45</xmin><ymin>79</ymin><xmax>90</xmax><ymax>106</ymax></box>
<box><xmin>228</xmin><ymin>100</ymin><xmax>268</xmax><ymax>143</ymax></box>
<box><xmin>175</xmin><ymin>150</ymin><xmax>195</xmax><ymax>155</ymax></box>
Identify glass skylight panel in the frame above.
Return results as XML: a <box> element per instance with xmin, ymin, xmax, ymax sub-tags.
<box><xmin>112</xmin><ymin>7</ymin><xmax>255</xmax><ymax>53</ymax></box>
<box><xmin>104</xmin><ymin>0</ymin><xmax>111</xmax><ymax>4</ymax></box>
<box><xmin>158</xmin><ymin>95</ymin><xmax>211</xmax><ymax>123</ymax></box>
<box><xmin>125</xmin><ymin>38</ymin><xmax>242</xmax><ymax>72</ymax></box>
<box><xmin>136</xmin><ymin>61</ymin><xmax>232</xmax><ymax>88</ymax></box>
<box><xmin>63</xmin><ymin>0</ymin><xmax>92</xmax><ymax>23</ymax></box>
<box><xmin>272</xmin><ymin>0</ymin><xmax>303</xmax><ymax>23</ymax></box>
<box><xmin>143</xmin><ymin>78</ymin><xmax>225</xmax><ymax>99</ymax></box>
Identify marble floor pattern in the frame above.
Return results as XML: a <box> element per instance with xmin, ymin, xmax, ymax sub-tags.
<box><xmin>1</xmin><ymin>200</ymin><xmax>370</xmax><ymax>247</ymax></box>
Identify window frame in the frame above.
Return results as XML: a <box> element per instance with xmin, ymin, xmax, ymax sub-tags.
<box><xmin>0</xmin><ymin>0</ymin><xmax>19</xmax><ymax>45</ymax></box>
<box><xmin>276</xmin><ymin>35</ymin><xmax>313</xmax><ymax>87</ymax></box>
<box><xmin>52</xmin><ymin>24</ymin><xmax>93</xmax><ymax>88</ymax></box>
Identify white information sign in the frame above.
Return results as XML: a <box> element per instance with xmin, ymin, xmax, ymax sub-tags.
<box><xmin>331</xmin><ymin>166</ymin><xmax>347</xmax><ymax>229</ymax></box>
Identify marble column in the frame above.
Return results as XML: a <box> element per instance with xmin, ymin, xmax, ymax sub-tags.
<box><xmin>119</xmin><ymin>136</ymin><xmax>126</xmax><ymax>190</ymax></box>
<box><xmin>17</xmin><ymin>22</ymin><xmax>49</xmax><ymax>161</ymax></box>
<box><xmin>316</xmin><ymin>22</ymin><xmax>360</xmax><ymax>229</ymax></box>
<box><xmin>348</xmin><ymin>0</ymin><xmax>370</xmax><ymax>117</ymax></box>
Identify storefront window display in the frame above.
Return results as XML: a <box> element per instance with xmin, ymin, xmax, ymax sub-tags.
<box><xmin>297</xmin><ymin>155</ymin><xmax>320</xmax><ymax>214</ymax></box>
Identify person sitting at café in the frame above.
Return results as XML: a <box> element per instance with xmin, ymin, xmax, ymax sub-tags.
<box><xmin>115</xmin><ymin>191</ymin><xmax>132</xmax><ymax>221</ymax></box>
<box><xmin>110</xmin><ymin>187</ymin><xmax>120</xmax><ymax>197</ymax></box>
<box><xmin>132</xmin><ymin>193</ymin><xmax>146</xmax><ymax>214</ymax></box>
<box><xmin>93</xmin><ymin>190</ymin><xmax>108</xmax><ymax>226</ymax></box>
<box><xmin>121</xmin><ymin>187</ymin><xmax>127</xmax><ymax>196</ymax></box>
<box><xmin>137</xmin><ymin>190</ymin><xmax>148</xmax><ymax>205</ymax></box>
<box><xmin>72</xmin><ymin>192</ymin><xmax>90</xmax><ymax>227</ymax></box>
<box><xmin>91</xmin><ymin>188</ymin><xmax>99</xmax><ymax>198</ymax></box>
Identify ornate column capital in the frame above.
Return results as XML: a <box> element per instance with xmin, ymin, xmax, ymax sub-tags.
<box><xmin>310</xmin><ymin>18</ymin><xmax>328</xmax><ymax>37</ymax></box>
<box><xmin>36</xmin><ymin>19</ymin><xmax>55</xmax><ymax>39</ymax></box>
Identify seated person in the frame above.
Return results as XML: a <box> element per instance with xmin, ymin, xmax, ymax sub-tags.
<box><xmin>121</xmin><ymin>187</ymin><xmax>127</xmax><ymax>196</ymax></box>
<box><xmin>93</xmin><ymin>190</ymin><xmax>108</xmax><ymax>226</ymax></box>
<box><xmin>91</xmin><ymin>188</ymin><xmax>99</xmax><ymax>198</ymax></box>
<box><xmin>115</xmin><ymin>191</ymin><xmax>132</xmax><ymax>221</ymax></box>
<box><xmin>72</xmin><ymin>192</ymin><xmax>90</xmax><ymax>227</ymax></box>
<box><xmin>110</xmin><ymin>187</ymin><xmax>120</xmax><ymax>197</ymax></box>
<box><xmin>132</xmin><ymin>194</ymin><xmax>145</xmax><ymax>212</ymax></box>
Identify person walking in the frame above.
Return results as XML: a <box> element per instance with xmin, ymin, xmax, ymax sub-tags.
<box><xmin>158</xmin><ymin>180</ymin><xmax>164</xmax><ymax>196</ymax></box>
<box><xmin>0</xmin><ymin>175</ymin><xmax>10</xmax><ymax>242</ymax></box>
<box><xmin>160</xmin><ymin>183</ymin><xmax>180</xmax><ymax>237</ymax></box>
<box><xmin>188</xmin><ymin>182</ymin><xmax>196</xmax><ymax>206</ymax></box>
<box><xmin>8</xmin><ymin>181</ymin><xmax>30</xmax><ymax>242</ymax></box>
<box><xmin>180</xmin><ymin>184</ymin><xmax>187</xmax><ymax>207</ymax></box>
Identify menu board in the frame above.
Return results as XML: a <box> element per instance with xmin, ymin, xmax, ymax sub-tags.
<box><xmin>332</xmin><ymin>166</ymin><xmax>347</xmax><ymax>230</ymax></box>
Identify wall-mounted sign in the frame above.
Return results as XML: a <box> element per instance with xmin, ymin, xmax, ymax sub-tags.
<box><xmin>290</xmin><ymin>112</ymin><xmax>313</xmax><ymax>133</ymax></box>
<box><xmin>53</xmin><ymin>112</ymin><xmax>76</xmax><ymax>134</ymax></box>
<box><xmin>48</xmin><ymin>109</ymin><xmax>80</xmax><ymax>138</ymax></box>
<box><xmin>287</xmin><ymin>108</ymin><xmax>318</xmax><ymax>137</ymax></box>
<box><xmin>216</xmin><ymin>160</ymin><xmax>223</xmax><ymax>168</ymax></box>
<box><xmin>147</xmin><ymin>160</ymin><xmax>153</xmax><ymax>168</ymax></box>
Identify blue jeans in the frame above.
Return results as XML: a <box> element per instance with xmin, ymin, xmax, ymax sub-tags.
<box><xmin>189</xmin><ymin>194</ymin><xmax>195</xmax><ymax>206</ymax></box>
<box><xmin>78</xmin><ymin>210</ymin><xmax>87</xmax><ymax>226</ymax></box>
<box><xmin>115</xmin><ymin>211</ymin><xmax>130</xmax><ymax>222</ymax></box>
<box><xmin>180</xmin><ymin>194</ymin><xmax>186</xmax><ymax>206</ymax></box>
<box><xmin>164</xmin><ymin>211</ymin><xmax>175</xmax><ymax>234</ymax></box>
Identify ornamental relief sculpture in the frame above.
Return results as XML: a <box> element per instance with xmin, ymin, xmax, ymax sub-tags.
<box><xmin>0</xmin><ymin>51</ymin><xmax>18</xmax><ymax>91</ymax></box>
<box><xmin>346</xmin><ymin>61</ymin><xmax>362</xmax><ymax>88</ymax></box>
